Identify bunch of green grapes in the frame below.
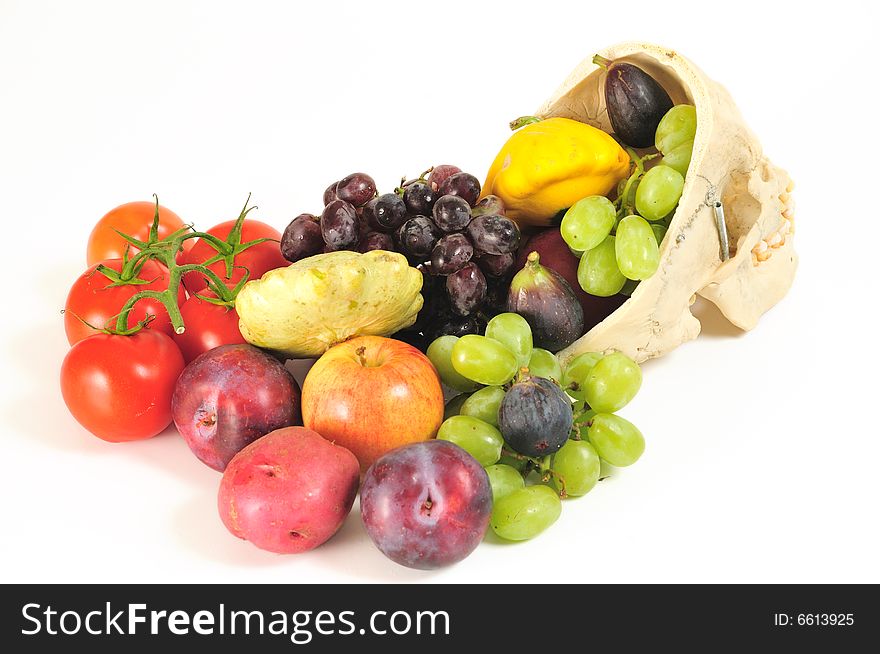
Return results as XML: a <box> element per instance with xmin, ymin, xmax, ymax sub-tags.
<box><xmin>560</xmin><ymin>104</ymin><xmax>696</xmax><ymax>298</ymax></box>
<box><xmin>428</xmin><ymin>315</ymin><xmax>646</xmax><ymax>543</ymax></box>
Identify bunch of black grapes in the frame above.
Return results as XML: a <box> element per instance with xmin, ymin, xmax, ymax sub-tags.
<box><xmin>280</xmin><ymin>165</ymin><xmax>521</xmax><ymax>351</ymax></box>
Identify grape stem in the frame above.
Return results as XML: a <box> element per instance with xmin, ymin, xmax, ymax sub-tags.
<box><xmin>500</xmin><ymin>448</ymin><xmax>568</xmax><ymax>498</ymax></box>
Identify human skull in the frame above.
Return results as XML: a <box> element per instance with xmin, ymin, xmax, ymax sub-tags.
<box><xmin>534</xmin><ymin>42</ymin><xmax>797</xmax><ymax>365</ymax></box>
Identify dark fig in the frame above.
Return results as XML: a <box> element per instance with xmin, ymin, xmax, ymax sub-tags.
<box><xmin>513</xmin><ymin>228</ymin><xmax>626</xmax><ymax>331</ymax></box>
<box><xmin>507</xmin><ymin>251</ymin><xmax>584</xmax><ymax>352</ymax></box>
<box><xmin>498</xmin><ymin>374</ymin><xmax>572</xmax><ymax>457</ymax></box>
<box><xmin>595</xmin><ymin>54</ymin><xmax>673</xmax><ymax>148</ymax></box>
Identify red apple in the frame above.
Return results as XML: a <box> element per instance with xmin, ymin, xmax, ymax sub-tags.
<box><xmin>302</xmin><ymin>336</ymin><xmax>445</xmax><ymax>471</ymax></box>
<box><xmin>516</xmin><ymin>228</ymin><xmax>627</xmax><ymax>332</ymax></box>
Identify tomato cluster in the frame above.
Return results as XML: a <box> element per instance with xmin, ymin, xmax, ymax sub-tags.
<box><xmin>60</xmin><ymin>199</ymin><xmax>287</xmax><ymax>442</ymax></box>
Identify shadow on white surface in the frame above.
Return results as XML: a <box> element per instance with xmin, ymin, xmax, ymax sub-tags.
<box><xmin>171</xmin><ymin>487</ymin><xmax>440</xmax><ymax>582</ymax></box>
<box><xmin>690</xmin><ymin>296</ymin><xmax>747</xmax><ymax>339</ymax></box>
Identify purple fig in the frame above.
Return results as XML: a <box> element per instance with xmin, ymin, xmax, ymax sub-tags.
<box><xmin>507</xmin><ymin>252</ymin><xmax>584</xmax><ymax>352</ymax></box>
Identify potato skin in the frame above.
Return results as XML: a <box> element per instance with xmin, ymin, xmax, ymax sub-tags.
<box><xmin>218</xmin><ymin>427</ymin><xmax>359</xmax><ymax>554</ymax></box>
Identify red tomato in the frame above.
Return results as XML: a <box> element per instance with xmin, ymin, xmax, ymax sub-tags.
<box><xmin>64</xmin><ymin>259</ymin><xmax>186</xmax><ymax>346</ymax></box>
<box><xmin>87</xmin><ymin>201</ymin><xmax>191</xmax><ymax>266</ymax></box>
<box><xmin>60</xmin><ymin>331</ymin><xmax>185</xmax><ymax>442</ymax></box>
<box><xmin>181</xmin><ymin>219</ymin><xmax>286</xmax><ymax>294</ymax></box>
<box><xmin>173</xmin><ymin>294</ymin><xmax>248</xmax><ymax>363</ymax></box>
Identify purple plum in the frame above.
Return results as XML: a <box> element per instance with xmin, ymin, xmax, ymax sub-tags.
<box><xmin>172</xmin><ymin>344</ymin><xmax>301</xmax><ymax>471</ymax></box>
<box><xmin>360</xmin><ymin>440</ymin><xmax>492</xmax><ymax>570</ymax></box>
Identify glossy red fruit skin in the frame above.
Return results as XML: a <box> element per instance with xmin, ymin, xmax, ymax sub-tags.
<box><xmin>515</xmin><ymin>229</ymin><xmax>626</xmax><ymax>332</ymax></box>
<box><xmin>180</xmin><ymin>219</ymin><xmax>287</xmax><ymax>294</ymax></box>
<box><xmin>302</xmin><ymin>336</ymin><xmax>444</xmax><ymax>472</ymax></box>
<box><xmin>172</xmin><ymin>344</ymin><xmax>301</xmax><ymax>471</ymax></box>
<box><xmin>218</xmin><ymin>427</ymin><xmax>360</xmax><ymax>554</ymax></box>
<box><xmin>64</xmin><ymin>258</ymin><xmax>185</xmax><ymax>345</ymax></box>
<box><xmin>60</xmin><ymin>330</ymin><xmax>185</xmax><ymax>442</ymax></box>
<box><xmin>427</xmin><ymin>164</ymin><xmax>462</xmax><ymax>192</ymax></box>
<box><xmin>360</xmin><ymin>440</ymin><xmax>492</xmax><ymax>570</ymax></box>
<box><xmin>172</xmin><ymin>293</ymin><xmax>247</xmax><ymax>363</ymax></box>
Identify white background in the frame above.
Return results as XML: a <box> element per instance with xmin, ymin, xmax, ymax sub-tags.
<box><xmin>1</xmin><ymin>0</ymin><xmax>878</xmax><ymax>584</ymax></box>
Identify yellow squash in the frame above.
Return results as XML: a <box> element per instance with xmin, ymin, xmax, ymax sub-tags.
<box><xmin>482</xmin><ymin>117</ymin><xmax>630</xmax><ymax>227</ymax></box>
<box><xmin>236</xmin><ymin>250</ymin><xmax>423</xmax><ymax>359</ymax></box>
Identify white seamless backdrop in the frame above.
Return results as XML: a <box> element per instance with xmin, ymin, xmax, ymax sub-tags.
<box><xmin>1</xmin><ymin>0</ymin><xmax>878</xmax><ymax>583</ymax></box>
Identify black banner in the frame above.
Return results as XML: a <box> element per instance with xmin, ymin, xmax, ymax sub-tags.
<box><xmin>1</xmin><ymin>584</ymin><xmax>875</xmax><ymax>650</ymax></box>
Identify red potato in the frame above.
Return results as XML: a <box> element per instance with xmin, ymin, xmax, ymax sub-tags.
<box><xmin>218</xmin><ymin>427</ymin><xmax>360</xmax><ymax>554</ymax></box>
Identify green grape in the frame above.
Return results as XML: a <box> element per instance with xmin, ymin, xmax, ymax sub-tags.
<box><xmin>552</xmin><ymin>440</ymin><xmax>601</xmax><ymax>497</ymax></box>
<box><xmin>577</xmin><ymin>235</ymin><xmax>626</xmax><ymax>297</ymax></box>
<box><xmin>427</xmin><ymin>336</ymin><xmax>481</xmax><ymax>392</ymax></box>
<box><xmin>460</xmin><ymin>385</ymin><xmax>506</xmax><ymax>427</ymax></box>
<box><xmin>662</xmin><ymin>138</ymin><xmax>693</xmax><ymax>176</ymax></box>
<box><xmin>562</xmin><ymin>351</ymin><xmax>604</xmax><ymax>408</ymax></box>
<box><xmin>527</xmin><ymin>348</ymin><xmax>562</xmax><ymax>383</ymax></box>
<box><xmin>620</xmin><ymin>278</ymin><xmax>639</xmax><ymax>297</ymax></box>
<box><xmin>437</xmin><ymin>415</ymin><xmax>503</xmax><ymax>466</ymax></box>
<box><xmin>560</xmin><ymin>196</ymin><xmax>616</xmax><ymax>253</ymax></box>
<box><xmin>588</xmin><ymin>413</ymin><xmax>645</xmax><ymax>466</ymax></box>
<box><xmin>615</xmin><ymin>215</ymin><xmax>660</xmax><ymax>281</ymax></box>
<box><xmin>655</xmin><ymin>104</ymin><xmax>696</xmax><ymax>154</ymax></box>
<box><xmin>491</xmin><ymin>485</ymin><xmax>562</xmax><ymax>541</ymax></box>
<box><xmin>497</xmin><ymin>450</ymin><xmax>528</xmax><ymax>472</ymax></box>
<box><xmin>451</xmin><ymin>334</ymin><xmax>518</xmax><ymax>386</ymax></box>
<box><xmin>485</xmin><ymin>464</ymin><xmax>525</xmax><ymax>501</ymax></box>
<box><xmin>651</xmin><ymin>223</ymin><xmax>668</xmax><ymax>246</ymax></box>
<box><xmin>444</xmin><ymin>393</ymin><xmax>471</xmax><ymax>420</ymax></box>
<box><xmin>635</xmin><ymin>165</ymin><xmax>684</xmax><ymax>222</ymax></box>
<box><xmin>584</xmin><ymin>351</ymin><xmax>642</xmax><ymax>413</ymax></box>
<box><xmin>485</xmin><ymin>313</ymin><xmax>532</xmax><ymax>369</ymax></box>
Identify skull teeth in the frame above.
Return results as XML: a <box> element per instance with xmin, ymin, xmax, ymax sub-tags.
<box><xmin>751</xmin><ymin>190</ymin><xmax>795</xmax><ymax>266</ymax></box>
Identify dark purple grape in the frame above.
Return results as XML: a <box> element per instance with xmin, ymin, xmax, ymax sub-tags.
<box><xmin>320</xmin><ymin>199</ymin><xmax>360</xmax><ymax>251</ymax></box>
<box><xmin>438</xmin><ymin>172</ymin><xmax>481</xmax><ymax>206</ymax></box>
<box><xmin>417</xmin><ymin>262</ymin><xmax>438</xmax><ymax>292</ymax></box>
<box><xmin>336</xmin><ymin>172</ymin><xmax>376</xmax><ymax>207</ymax></box>
<box><xmin>432</xmin><ymin>195</ymin><xmax>472</xmax><ymax>233</ymax></box>
<box><xmin>359</xmin><ymin>231</ymin><xmax>395</xmax><ymax>253</ymax></box>
<box><xmin>363</xmin><ymin>193</ymin><xmax>407</xmax><ymax>232</ymax></box>
<box><xmin>446</xmin><ymin>262</ymin><xmax>486</xmax><ymax>316</ymax></box>
<box><xmin>476</xmin><ymin>252</ymin><xmax>515</xmax><ymax>278</ymax></box>
<box><xmin>323</xmin><ymin>181</ymin><xmax>339</xmax><ymax>205</ymax></box>
<box><xmin>466</xmin><ymin>214</ymin><xmax>521</xmax><ymax>255</ymax></box>
<box><xmin>431</xmin><ymin>233</ymin><xmax>474</xmax><ymax>275</ymax></box>
<box><xmin>432</xmin><ymin>314</ymin><xmax>484</xmax><ymax>339</ymax></box>
<box><xmin>392</xmin><ymin>328</ymin><xmax>430</xmax><ymax>352</ymax></box>
<box><xmin>280</xmin><ymin>213</ymin><xmax>324</xmax><ymax>263</ymax></box>
<box><xmin>472</xmin><ymin>195</ymin><xmax>505</xmax><ymax>217</ymax></box>
<box><xmin>427</xmin><ymin>165</ymin><xmax>462</xmax><ymax>192</ymax></box>
<box><xmin>398</xmin><ymin>215</ymin><xmax>440</xmax><ymax>259</ymax></box>
<box><xmin>403</xmin><ymin>182</ymin><xmax>436</xmax><ymax>215</ymax></box>
<box><xmin>483</xmin><ymin>278</ymin><xmax>509</xmax><ymax>316</ymax></box>
<box><xmin>597</xmin><ymin>56</ymin><xmax>673</xmax><ymax>148</ymax></box>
